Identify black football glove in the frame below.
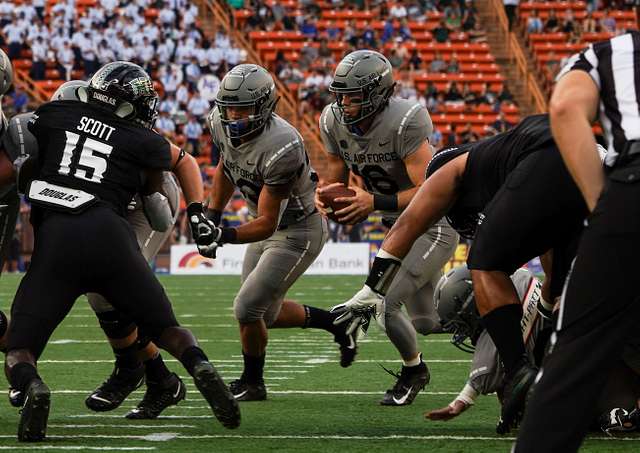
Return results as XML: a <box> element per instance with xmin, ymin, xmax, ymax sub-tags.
<box><xmin>187</xmin><ymin>202</ymin><xmax>220</xmax><ymax>258</ymax></box>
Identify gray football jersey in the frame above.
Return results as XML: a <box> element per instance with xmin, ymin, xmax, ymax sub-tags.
<box><xmin>208</xmin><ymin>108</ymin><xmax>317</xmax><ymax>226</ymax></box>
<box><xmin>468</xmin><ymin>268</ymin><xmax>547</xmax><ymax>395</ymax></box>
<box><xmin>319</xmin><ymin>98</ymin><xmax>432</xmax><ymax>222</ymax></box>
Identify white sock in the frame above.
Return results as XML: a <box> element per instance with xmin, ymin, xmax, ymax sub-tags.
<box><xmin>403</xmin><ymin>354</ymin><xmax>422</xmax><ymax>368</ymax></box>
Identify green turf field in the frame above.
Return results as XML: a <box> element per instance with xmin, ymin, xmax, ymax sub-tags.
<box><xmin>0</xmin><ymin>274</ymin><xmax>637</xmax><ymax>452</ymax></box>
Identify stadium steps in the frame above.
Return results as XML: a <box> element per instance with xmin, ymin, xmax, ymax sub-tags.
<box><xmin>478</xmin><ymin>0</ymin><xmax>547</xmax><ymax>115</ymax></box>
<box><xmin>196</xmin><ymin>0</ymin><xmax>330</xmax><ymax>175</ymax></box>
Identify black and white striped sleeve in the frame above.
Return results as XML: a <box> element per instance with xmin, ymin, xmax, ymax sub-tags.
<box><xmin>555</xmin><ymin>44</ymin><xmax>601</xmax><ymax>89</ymax></box>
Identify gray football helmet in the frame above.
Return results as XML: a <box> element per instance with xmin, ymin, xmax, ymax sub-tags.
<box><xmin>0</xmin><ymin>49</ymin><xmax>13</xmax><ymax>96</ymax></box>
<box><xmin>329</xmin><ymin>50</ymin><xmax>395</xmax><ymax>125</ymax></box>
<box><xmin>51</xmin><ymin>80</ymin><xmax>88</xmax><ymax>102</ymax></box>
<box><xmin>434</xmin><ymin>264</ymin><xmax>483</xmax><ymax>353</ymax></box>
<box><xmin>215</xmin><ymin>64</ymin><xmax>278</xmax><ymax>139</ymax></box>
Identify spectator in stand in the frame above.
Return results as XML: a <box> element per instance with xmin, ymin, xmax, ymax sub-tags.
<box><xmin>187</xmin><ymin>90</ymin><xmax>211</xmax><ymax>119</ymax></box>
<box><xmin>487</xmin><ymin>111</ymin><xmax>513</xmax><ymax>135</ymax></box>
<box><xmin>561</xmin><ymin>8</ymin><xmax>577</xmax><ymax>34</ymax></box>
<box><xmin>446</xmin><ymin>123</ymin><xmax>458</xmax><ymax>146</ymax></box>
<box><xmin>544</xmin><ymin>9</ymin><xmax>560</xmax><ymax>33</ymax></box>
<box><xmin>10</xmin><ymin>87</ymin><xmax>28</xmax><ymax>114</ymax></box>
<box><xmin>318</xmin><ymin>38</ymin><xmax>334</xmax><ymax>65</ymax></box>
<box><xmin>430</xmin><ymin>50</ymin><xmax>447</xmax><ymax>72</ymax></box>
<box><xmin>431</xmin><ymin>126</ymin><xmax>443</xmax><ymax>150</ymax></box>
<box><xmin>159</xmin><ymin>92</ymin><xmax>179</xmax><ymax>116</ymax></box>
<box><xmin>461</xmin><ymin>82</ymin><xmax>477</xmax><ymax>104</ymax></box>
<box><xmin>446</xmin><ymin>55</ymin><xmax>460</xmax><ymax>73</ymax></box>
<box><xmin>388</xmin><ymin>47</ymin><xmax>405</xmax><ymax>69</ymax></box>
<box><xmin>503</xmin><ymin>0</ymin><xmax>518</xmax><ymax>31</ymax></box>
<box><xmin>299</xmin><ymin>39</ymin><xmax>319</xmax><ymax>70</ymax></box>
<box><xmin>185</xmin><ymin>57</ymin><xmax>202</xmax><ymax>89</ymax></box>
<box><xmin>390</xmin><ymin>2</ymin><xmax>408</xmax><ymax>19</ymax></box>
<box><xmin>398</xmin><ymin>18</ymin><xmax>413</xmax><ymax>41</ymax></box>
<box><xmin>462</xmin><ymin>0</ymin><xmax>478</xmax><ymax>31</ymax></box>
<box><xmin>278</xmin><ymin>61</ymin><xmax>305</xmax><ymax>84</ymax></box>
<box><xmin>543</xmin><ymin>50</ymin><xmax>561</xmax><ymax>81</ymax></box>
<box><xmin>527</xmin><ymin>9</ymin><xmax>544</xmax><ymax>34</ymax></box>
<box><xmin>425</xmin><ymin>81</ymin><xmax>438</xmax><ymax>100</ymax></box>
<box><xmin>0</xmin><ymin>1</ymin><xmax>13</xmax><ymax>28</ymax></box>
<box><xmin>3</xmin><ymin>15</ymin><xmax>26</xmax><ymax>60</ymax></box>
<box><xmin>300</xmin><ymin>16</ymin><xmax>318</xmax><ymax>38</ymax></box>
<box><xmin>445</xmin><ymin>82</ymin><xmax>464</xmax><ymax>103</ymax></box>
<box><xmin>433</xmin><ymin>19</ymin><xmax>452</xmax><ymax>43</ymax></box>
<box><xmin>497</xmin><ymin>83</ymin><xmax>516</xmax><ymax>106</ymax></box>
<box><xmin>156</xmin><ymin>110</ymin><xmax>177</xmax><ymax>142</ymax></box>
<box><xmin>57</xmin><ymin>39</ymin><xmax>75</xmax><ymax>81</ymax></box>
<box><xmin>397</xmin><ymin>71</ymin><xmax>417</xmax><ymax>100</ymax></box>
<box><xmin>583</xmin><ymin>11</ymin><xmax>599</xmax><ymax>33</ymax></box>
<box><xmin>29</xmin><ymin>35</ymin><xmax>47</xmax><ymax>80</ymax></box>
<box><xmin>468</xmin><ymin>20</ymin><xmax>487</xmax><ymax>43</ymax></box>
<box><xmin>600</xmin><ymin>8</ymin><xmax>617</xmax><ymax>33</ymax></box>
<box><xmin>476</xmin><ymin>82</ymin><xmax>498</xmax><ymax>105</ymax></box>
<box><xmin>407</xmin><ymin>1</ymin><xmax>426</xmax><ymax>22</ymax></box>
<box><xmin>408</xmin><ymin>48</ymin><xmax>423</xmax><ymax>70</ymax></box>
<box><xmin>445</xmin><ymin>9</ymin><xmax>462</xmax><ymax>31</ymax></box>
<box><xmin>381</xmin><ymin>16</ymin><xmax>395</xmax><ymax>44</ymax></box>
<box><xmin>184</xmin><ymin>115</ymin><xmax>203</xmax><ymax>157</ymax></box>
<box><xmin>361</xmin><ymin>23</ymin><xmax>377</xmax><ymax>47</ymax></box>
<box><xmin>459</xmin><ymin>122</ymin><xmax>479</xmax><ymax>144</ymax></box>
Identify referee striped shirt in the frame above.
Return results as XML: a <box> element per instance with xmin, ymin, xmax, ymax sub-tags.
<box><xmin>556</xmin><ymin>31</ymin><xmax>640</xmax><ymax>167</ymax></box>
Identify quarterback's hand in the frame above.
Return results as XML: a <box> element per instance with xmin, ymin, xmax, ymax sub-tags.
<box><xmin>334</xmin><ymin>185</ymin><xmax>374</xmax><ymax>225</ymax></box>
<box><xmin>425</xmin><ymin>400</ymin><xmax>470</xmax><ymax>421</ymax></box>
<box><xmin>315</xmin><ymin>182</ymin><xmax>344</xmax><ymax>217</ymax></box>
<box><xmin>187</xmin><ymin>202</ymin><xmax>221</xmax><ymax>258</ymax></box>
<box><xmin>330</xmin><ymin>285</ymin><xmax>382</xmax><ymax>335</ymax></box>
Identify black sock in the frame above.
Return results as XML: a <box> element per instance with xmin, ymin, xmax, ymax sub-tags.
<box><xmin>482</xmin><ymin>304</ymin><xmax>526</xmax><ymax>375</ymax></box>
<box><xmin>144</xmin><ymin>353</ymin><xmax>172</xmax><ymax>384</ymax></box>
<box><xmin>303</xmin><ymin>305</ymin><xmax>338</xmax><ymax>334</ymax></box>
<box><xmin>113</xmin><ymin>343</ymin><xmax>141</xmax><ymax>370</ymax></box>
<box><xmin>10</xmin><ymin>362</ymin><xmax>39</xmax><ymax>393</ymax></box>
<box><xmin>241</xmin><ymin>351</ymin><xmax>265</xmax><ymax>384</ymax></box>
<box><xmin>180</xmin><ymin>346</ymin><xmax>209</xmax><ymax>375</ymax></box>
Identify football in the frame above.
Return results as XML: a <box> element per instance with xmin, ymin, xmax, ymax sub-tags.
<box><xmin>318</xmin><ymin>185</ymin><xmax>356</xmax><ymax>223</ymax></box>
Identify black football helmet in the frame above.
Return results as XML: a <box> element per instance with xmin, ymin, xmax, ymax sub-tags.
<box><xmin>434</xmin><ymin>264</ymin><xmax>483</xmax><ymax>353</ymax></box>
<box><xmin>86</xmin><ymin>61</ymin><xmax>159</xmax><ymax>128</ymax></box>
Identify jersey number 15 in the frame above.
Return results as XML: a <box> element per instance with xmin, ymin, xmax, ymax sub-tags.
<box><xmin>58</xmin><ymin>131</ymin><xmax>113</xmax><ymax>183</ymax></box>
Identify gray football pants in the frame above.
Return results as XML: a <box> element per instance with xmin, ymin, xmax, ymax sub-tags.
<box><xmin>234</xmin><ymin>212</ymin><xmax>328</xmax><ymax>326</ymax></box>
<box><xmin>384</xmin><ymin>219</ymin><xmax>458</xmax><ymax>359</ymax></box>
<box><xmin>87</xmin><ymin>174</ymin><xmax>180</xmax><ymax>314</ymax></box>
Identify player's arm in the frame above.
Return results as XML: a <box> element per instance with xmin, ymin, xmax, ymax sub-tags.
<box><xmin>169</xmin><ymin>142</ymin><xmax>203</xmax><ymax>204</ymax></box>
<box><xmin>331</xmin><ymin>154</ymin><xmax>466</xmax><ymax>327</ymax></box>
<box><xmin>207</xmin><ymin>158</ymin><xmax>235</xmax><ymax>225</ymax></box>
<box><xmin>549</xmin><ymin>70</ymin><xmax>602</xmax><ymax>211</ymax></box>
<box><xmin>315</xmin><ymin>144</ymin><xmax>349</xmax><ymax>216</ymax></box>
<box><xmin>396</xmin><ymin>141</ymin><xmax>432</xmax><ymax>209</ymax></box>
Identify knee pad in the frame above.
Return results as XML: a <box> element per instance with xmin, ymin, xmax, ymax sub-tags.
<box><xmin>95</xmin><ymin>310</ymin><xmax>136</xmax><ymax>340</ymax></box>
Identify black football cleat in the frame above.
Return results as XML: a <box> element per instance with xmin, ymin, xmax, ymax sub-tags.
<box><xmin>230</xmin><ymin>378</ymin><xmax>267</xmax><ymax>401</ymax></box>
<box><xmin>192</xmin><ymin>361</ymin><xmax>241</xmax><ymax>429</ymax></box>
<box><xmin>379</xmin><ymin>361</ymin><xmax>430</xmax><ymax>406</ymax></box>
<box><xmin>497</xmin><ymin>358</ymin><xmax>538</xmax><ymax>435</ymax></box>
<box><xmin>17</xmin><ymin>378</ymin><xmax>50</xmax><ymax>442</ymax></box>
<box><xmin>85</xmin><ymin>365</ymin><xmax>144</xmax><ymax>412</ymax></box>
<box><xmin>125</xmin><ymin>373</ymin><xmax>186</xmax><ymax>419</ymax></box>
<box><xmin>333</xmin><ymin>326</ymin><xmax>358</xmax><ymax>368</ymax></box>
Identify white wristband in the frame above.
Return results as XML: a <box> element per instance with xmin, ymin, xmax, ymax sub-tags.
<box><xmin>377</xmin><ymin>248</ymin><xmax>402</xmax><ymax>261</ymax></box>
<box><xmin>451</xmin><ymin>382</ymin><xmax>478</xmax><ymax>407</ymax></box>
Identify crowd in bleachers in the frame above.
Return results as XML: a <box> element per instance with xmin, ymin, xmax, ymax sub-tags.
<box><xmin>519</xmin><ymin>1</ymin><xmax>637</xmax><ymax>85</ymax></box>
<box><xmin>232</xmin><ymin>0</ymin><xmax>519</xmax><ymax>146</ymax></box>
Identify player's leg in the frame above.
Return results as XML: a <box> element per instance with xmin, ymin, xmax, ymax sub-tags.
<box><xmin>84</xmin><ymin>293</ymin><xmax>144</xmax><ymax>412</ymax></box>
<box><xmin>94</xmin><ymin>211</ymin><xmax>239</xmax><ymax>429</ymax></box>
<box><xmin>467</xmin><ymin>148</ymin><xmax>587</xmax><ymax>431</ymax></box>
<box><xmin>516</xmin><ymin>173</ymin><xmax>640</xmax><ymax>452</ymax></box>
<box><xmin>0</xmin><ymin>186</ymin><xmax>20</xmax><ymax>353</ymax></box>
<box><xmin>380</xmin><ymin>220</ymin><xmax>458</xmax><ymax>406</ymax></box>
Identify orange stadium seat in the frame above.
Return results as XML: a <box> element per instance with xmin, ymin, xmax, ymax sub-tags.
<box><xmin>519</xmin><ymin>1</ymin><xmax>586</xmax><ymax>12</ymax></box>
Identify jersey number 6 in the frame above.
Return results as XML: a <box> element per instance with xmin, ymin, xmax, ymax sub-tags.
<box><xmin>350</xmin><ymin>164</ymin><xmax>399</xmax><ymax>195</ymax></box>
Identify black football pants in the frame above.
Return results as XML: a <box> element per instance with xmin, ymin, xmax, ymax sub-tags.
<box><xmin>516</xmin><ymin>160</ymin><xmax>640</xmax><ymax>452</ymax></box>
<box><xmin>6</xmin><ymin>205</ymin><xmax>178</xmax><ymax>358</ymax></box>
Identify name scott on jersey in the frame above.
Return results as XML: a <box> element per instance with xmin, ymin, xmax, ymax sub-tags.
<box><xmin>77</xmin><ymin>116</ymin><xmax>116</xmax><ymax>141</ymax></box>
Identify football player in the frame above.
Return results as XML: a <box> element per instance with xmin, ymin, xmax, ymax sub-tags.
<box><xmin>200</xmin><ymin>64</ymin><xmax>357</xmax><ymax>402</ymax></box>
<box><xmin>338</xmin><ymin>114</ymin><xmax>591</xmax><ymax>429</ymax></box>
<box><xmin>1</xmin><ymin>80</ymin><xmax>186</xmax><ymax>420</ymax></box>
<box><xmin>317</xmin><ymin>50</ymin><xmax>458</xmax><ymax>405</ymax></box>
<box><xmin>4</xmin><ymin>61</ymin><xmax>240</xmax><ymax>441</ymax></box>
<box><xmin>425</xmin><ymin>265</ymin><xmax>550</xmax><ymax>430</ymax></box>
<box><xmin>426</xmin><ymin>265</ymin><xmax>640</xmax><ymax>434</ymax></box>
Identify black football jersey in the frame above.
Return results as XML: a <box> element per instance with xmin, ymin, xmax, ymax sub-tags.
<box><xmin>28</xmin><ymin>100</ymin><xmax>172</xmax><ymax>215</ymax></box>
